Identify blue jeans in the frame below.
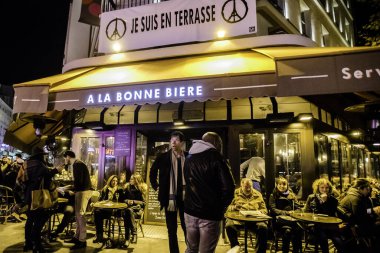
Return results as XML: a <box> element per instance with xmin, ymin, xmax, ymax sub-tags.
<box><xmin>185</xmin><ymin>213</ymin><xmax>221</xmax><ymax>253</ymax></box>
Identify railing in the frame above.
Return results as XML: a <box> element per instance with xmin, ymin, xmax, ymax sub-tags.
<box><xmin>102</xmin><ymin>0</ymin><xmax>168</xmax><ymax>12</ymax></box>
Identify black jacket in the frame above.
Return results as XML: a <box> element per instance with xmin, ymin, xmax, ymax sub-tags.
<box><xmin>338</xmin><ymin>187</ymin><xmax>376</xmax><ymax>234</ymax></box>
<box><xmin>304</xmin><ymin>193</ymin><xmax>338</xmax><ymax>217</ymax></box>
<box><xmin>149</xmin><ymin>150</ymin><xmax>188</xmax><ymax>209</ymax></box>
<box><xmin>24</xmin><ymin>155</ymin><xmax>59</xmax><ymax>206</ymax></box>
<box><xmin>72</xmin><ymin>160</ymin><xmax>91</xmax><ymax>192</ymax></box>
<box><xmin>269</xmin><ymin>189</ymin><xmax>301</xmax><ymax>216</ymax></box>
<box><xmin>184</xmin><ymin>143</ymin><xmax>235</xmax><ymax>221</ymax></box>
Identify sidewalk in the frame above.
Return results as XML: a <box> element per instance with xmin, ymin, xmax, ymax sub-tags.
<box><xmin>0</xmin><ymin>221</ymin><xmax>235</xmax><ymax>253</ymax></box>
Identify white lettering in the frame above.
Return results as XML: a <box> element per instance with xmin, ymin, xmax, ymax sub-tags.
<box><xmin>124</xmin><ymin>91</ymin><xmax>132</xmax><ymax>101</ymax></box>
<box><xmin>98</xmin><ymin>94</ymin><xmax>103</xmax><ymax>103</ymax></box>
<box><xmin>179</xmin><ymin>86</ymin><xmax>185</xmax><ymax>97</ymax></box>
<box><xmin>376</xmin><ymin>69</ymin><xmax>380</xmax><ymax>76</ymax></box>
<box><xmin>87</xmin><ymin>95</ymin><xmax>94</xmax><ymax>104</ymax></box>
<box><xmin>342</xmin><ymin>67</ymin><xmax>351</xmax><ymax>79</ymax></box>
<box><xmin>116</xmin><ymin>92</ymin><xmax>122</xmax><ymax>101</ymax></box>
<box><xmin>166</xmin><ymin>88</ymin><xmax>172</xmax><ymax>98</ymax></box>
<box><xmin>196</xmin><ymin>86</ymin><xmax>202</xmax><ymax>96</ymax></box>
<box><xmin>144</xmin><ymin>89</ymin><xmax>153</xmax><ymax>99</ymax></box>
<box><xmin>134</xmin><ymin>90</ymin><xmax>142</xmax><ymax>100</ymax></box>
<box><xmin>366</xmin><ymin>69</ymin><xmax>373</xmax><ymax>78</ymax></box>
<box><xmin>104</xmin><ymin>93</ymin><xmax>111</xmax><ymax>103</ymax></box>
<box><xmin>354</xmin><ymin>70</ymin><xmax>363</xmax><ymax>79</ymax></box>
<box><xmin>188</xmin><ymin>86</ymin><xmax>194</xmax><ymax>96</ymax></box>
<box><xmin>155</xmin><ymin>89</ymin><xmax>160</xmax><ymax>98</ymax></box>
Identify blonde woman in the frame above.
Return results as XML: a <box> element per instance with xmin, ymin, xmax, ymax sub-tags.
<box><xmin>268</xmin><ymin>177</ymin><xmax>302</xmax><ymax>253</ymax></box>
<box><xmin>304</xmin><ymin>178</ymin><xmax>343</xmax><ymax>253</ymax></box>
<box><xmin>123</xmin><ymin>173</ymin><xmax>146</xmax><ymax>243</ymax></box>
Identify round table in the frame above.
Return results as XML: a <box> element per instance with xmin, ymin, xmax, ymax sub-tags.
<box><xmin>290</xmin><ymin>212</ymin><xmax>342</xmax><ymax>224</ymax></box>
<box><xmin>225</xmin><ymin>211</ymin><xmax>271</xmax><ymax>253</ymax></box>
<box><xmin>93</xmin><ymin>201</ymin><xmax>129</xmax><ymax>248</ymax></box>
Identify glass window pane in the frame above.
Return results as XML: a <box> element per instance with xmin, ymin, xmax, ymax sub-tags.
<box><xmin>341</xmin><ymin>142</ymin><xmax>350</xmax><ymax>189</ymax></box>
<box><xmin>80</xmin><ymin>137</ymin><xmax>100</xmax><ymax>190</ymax></box>
<box><xmin>274</xmin><ymin>133</ymin><xmax>301</xmax><ymax>195</ymax></box>
<box><xmin>104</xmin><ymin>136</ymin><xmax>116</xmax><ymax>183</ymax></box>
<box><xmin>135</xmin><ymin>132</ymin><xmax>148</xmax><ymax>180</ymax></box>
<box><xmin>331</xmin><ymin>139</ymin><xmax>340</xmax><ymax>187</ymax></box>
<box><xmin>315</xmin><ymin>134</ymin><xmax>328</xmax><ymax>178</ymax></box>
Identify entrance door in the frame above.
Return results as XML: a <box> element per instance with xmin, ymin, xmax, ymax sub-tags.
<box><xmin>79</xmin><ymin>137</ymin><xmax>100</xmax><ymax>189</ymax></box>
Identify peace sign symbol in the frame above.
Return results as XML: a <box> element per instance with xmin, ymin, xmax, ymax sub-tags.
<box><xmin>222</xmin><ymin>0</ymin><xmax>249</xmax><ymax>24</ymax></box>
<box><xmin>106</xmin><ymin>18</ymin><xmax>127</xmax><ymax>41</ymax></box>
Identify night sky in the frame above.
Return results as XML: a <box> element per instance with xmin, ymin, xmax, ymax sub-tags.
<box><xmin>0</xmin><ymin>1</ymin><xmax>373</xmax><ymax>88</ymax></box>
<box><xmin>0</xmin><ymin>1</ymin><xmax>71</xmax><ymax>87</ymax></box>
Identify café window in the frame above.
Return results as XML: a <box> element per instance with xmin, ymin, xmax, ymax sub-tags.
<box><xmin>314</xmin><ymin>134</ymin><xmax>328</xmax><ymax>178</ymax></box>
<box><xmin>330</xmin><ymin>139</ymin><xmax>340</xmax><ymax>188</ymax></box>
<box><xmin>135</xmin><ymin>132</ymin><xmax>148</xmax><ymax>180</ymax></box>
<box><xmin>104</xmin><ymin>136</ymin><xmax>116</xmax><ymax>183</ymax></box>
<box><xmin>274</xmin><ymin>133</ymin><xmax>301</xmax><ymax>195</ymax></box>
<box><xmin>80</xmin><ymin>137</ymin><xmax>100</xmax><ymax>189</ymax></box>
<box><xmin>273</xmin><ymin>133</ymin><xmax>302</xmax><ymax>194</ymax></box>
<box><xmin>341</xmin><ymin>142</ymin><xmax>350</xmax><ymax>188</ymax></box>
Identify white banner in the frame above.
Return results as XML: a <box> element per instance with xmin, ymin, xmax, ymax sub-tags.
<box><xmin>99</xmin><ymin>0</ymin><xmax>257</xmax><ymax>53</ymax></box>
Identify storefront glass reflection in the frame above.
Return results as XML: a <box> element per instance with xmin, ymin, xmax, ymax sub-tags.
<box><xmin>80</xmin><ymin>137</ymin><xmax>99</xmax><ymax>189</ymax></box>
<box><xmin>104</xmin><ymin>136</ymin><xmax>116</xmax><ymax>182</ymax></box>
<box><xmin>331</xmin><ymin>139</ymin><xmax>340</xmax><ymax>188</ymax></box>
<box><xmin>315</xmin><ymin>134</ymin><xmax>328</xmax><ymax>178</ymax></box>
<box><xmin>274</xmin><ymin>133</ymin><xmax>301</xmax><ymax>196</ymax></box>
<box><xmin>135</xmin><ymin>132</ymin><xmax>148</xmax><ymax>180</ymax></box>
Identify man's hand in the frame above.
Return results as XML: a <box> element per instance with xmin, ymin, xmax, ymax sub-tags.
<box><xmin>68</xmin><ymin>190</ymin><xmax>75</xmax><ymax>196</ymax></box>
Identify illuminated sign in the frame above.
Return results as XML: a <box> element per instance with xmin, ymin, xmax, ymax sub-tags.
<box><xmin>342</xmin><ymin>67</ymin><xmax>380</xmax><ymax>80</ymax></box>
<box><xmin>86</xmin><ymin>85</ymin><xmax>203</xmax><ymax>105</ymax></box>
<box><xmin>99</xmin><ymin>0</ymin><xmax>257</xmax><ymax>53</ymax></box>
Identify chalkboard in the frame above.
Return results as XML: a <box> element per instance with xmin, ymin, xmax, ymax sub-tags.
<box><xmin>144</xmin><ymin>157</ymin><xmax>166</xmax><ymax>224</ymax></box>
<box><xmin>114</xmin><ymin>127</ymin><xmax>131</xmax><ymax>156</ymax></box>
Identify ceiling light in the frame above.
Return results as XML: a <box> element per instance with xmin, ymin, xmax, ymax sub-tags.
<box><xmin>217</xmin><ymin>30</ymin><xmax>226</xmax><ymax>38</ymax></box>
<box><xmin>173</xmin><ymin>119</ymin><xmax>185</xmax><ymax>126</ymax></box>
<box><xmin>298</xmin><ymin>113</ymin><xmax>313</xmax><ymax>122</ymax></box>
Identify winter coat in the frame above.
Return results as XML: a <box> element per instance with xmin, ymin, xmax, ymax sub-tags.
<box><xmin>304</xmin><ymin>193</ymin><xmax>338</xmax><ymax>217</ymax></box>
<box><xmin>269</xmin><ymin>189</ymin><xmax>301</xmax><ymax>217</ymax></box>
<box><xmin>184</xmin><ymin>140</ymin><xmax>235</xmax><ymax>221</ymax></box>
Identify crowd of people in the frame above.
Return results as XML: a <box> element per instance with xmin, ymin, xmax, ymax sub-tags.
<box><xmin>2</xmin><ymin>130</ymin><xmax>380</xmax><ymax>253</ymax></box>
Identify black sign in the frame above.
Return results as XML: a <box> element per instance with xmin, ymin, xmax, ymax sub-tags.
<box><xmin>145</xmin><ymin>157</ymin><xmax>166</xmax><ymax>224</ymax></box>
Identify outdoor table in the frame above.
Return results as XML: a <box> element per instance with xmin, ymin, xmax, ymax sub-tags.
<box><xmin>290</xmin><ymin>212</ymin><xmax>342</xmax><ymax>253</ymax></box>
<box><xmin>57</xmin><ymin>197</ymin><xmax>69</xmax><ymax>204</ymax></box>
<box><xmin>93</xmin><ymin>201</ymin><xmax>129</xmax><ymax>248</ymax></box>
<box><xmin>225</xmin><ymin>211</ymin><xmax>271</xmax><ymax>253</ymax></box>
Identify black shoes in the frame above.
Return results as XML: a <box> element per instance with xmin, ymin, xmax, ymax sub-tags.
<box><xmin>64</xmin><ymin>237</ymin><xmax>79</xmax><ymax>244</ymax></box>
<box><xmin>70</xmin><ymin>241</ymin><xmax>87</xmax><ymax>250</ymax></box>
<box><xmin>92</xmin><ymin>237</ymin><xmax>104</xmax><ymax>243</ymax></box>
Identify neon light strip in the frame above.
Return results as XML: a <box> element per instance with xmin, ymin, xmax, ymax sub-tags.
<box><xmin>49</xmin><ymin>99</ymin><xmax>80</xmax><ymax>103</ymax></box>
<box><xmin>21</xmin><ymin>99</ymin><xmax>40</xmax><ymax>102</ymax></box>
<box><xmin>214</xmin><ymin>84</ymin><xmax>277</xmax><ymax>91</ymax></box>
<box><xmin>291</xmin><ymin>74</ymin><xmax>328</xmax><ymax>80</ymax></box>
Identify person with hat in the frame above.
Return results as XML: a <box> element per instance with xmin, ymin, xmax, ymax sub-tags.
<box><xmin>338</xmin><ymin>178</ymin><xmax>380</xmax><ymax>252</ymax></box>
<box><xmin>62</xmin><ymin>150</ymin><xmax>92</xmax><ymax>250</ymax></box>
<box><xmin>23</xmin><ymin>147</ymin><xmax>63</xmax><ymax>252</ymax></box>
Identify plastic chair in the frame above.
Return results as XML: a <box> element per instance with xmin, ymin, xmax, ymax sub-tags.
<box><xmin>0</xmin><ymin>185</ymin><xmax>16</xmax><ymax>224</ymax></box>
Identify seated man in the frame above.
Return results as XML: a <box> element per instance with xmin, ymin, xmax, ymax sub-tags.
<box><xmin>226</xmin><ymin>178</ymin><xmax>268</xmax><ymax>253</ymax></box>
<box><xmin>338</xmin><ymin>178</ymin><xmax>380</xmax><ymax>252</ymax></box>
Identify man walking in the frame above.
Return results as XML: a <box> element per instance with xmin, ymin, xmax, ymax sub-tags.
<box><xmin>149</xmin><ymin>131</ymin><xmax>187</xmax><ymax>253</ymax></box>
<box><xmin>63</xmin><ymin>150</ymin><xmax>92</xmax><ymax>250</ymax></box>
<box><xmin>184</xmin><ymin>132</ymin><xmax>235</xmax><ymax>253</ymax></box>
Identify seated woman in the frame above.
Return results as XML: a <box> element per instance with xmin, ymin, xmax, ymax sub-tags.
<box><xmin>268</xmin><ymin>176</ymin><xmax>303</xmax><ymax>253</ymax></box>
<box><xmin>225</xmin><ymin>178</ymin><xmax>268</xmax><ymax>253</ymax></box>
<box><xmin>304</xmin><ymin>178</ymin><xmax>343</xmax><ymax>253</ymax></box>
<box><xmin>93</xmin><ymin>175</ymin><xmax>125</xmax><ymax>243</ymax></box>
<box><xmin>123</xmin><ymin>173</ymin><xmax>147</xmax><ymax>243</ymax></box>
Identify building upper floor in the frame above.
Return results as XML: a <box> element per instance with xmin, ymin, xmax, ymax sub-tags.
<box><xmin>63</xmin><ymin>0</ymin><xmax>354</xmax><ymax>65</ymax></box>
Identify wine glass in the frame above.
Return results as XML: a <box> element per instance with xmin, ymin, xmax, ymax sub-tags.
<box><xmin>115</xmin><ymin>193</ymin><xmax>119</xmax><ymax>203</ymax></box>
<box><xmin>108</xmin><ymin>192</ymin><xmax>113</xmax><ymax>201</ymax></box>
<box><xmin>310</xmin><ymin>201</ymin><xmax>317</xmax><ymax>218</ymax></box>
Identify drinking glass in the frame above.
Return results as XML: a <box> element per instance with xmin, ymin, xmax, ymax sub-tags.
<box><xmin>115</xmin><ymin>193</ymin><xmax>119</xmax><ymax>203</ymax></box>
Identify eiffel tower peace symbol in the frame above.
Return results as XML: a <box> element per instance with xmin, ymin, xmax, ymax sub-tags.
<box><xmin>106</xmin><ymin>18</ymin><xmax>127</xmax><ymax>41</ymax></box>
<box><xmin>222</xmin><ymin>0</ymin><xmax>249</xmax><ymax>23</ymax></box>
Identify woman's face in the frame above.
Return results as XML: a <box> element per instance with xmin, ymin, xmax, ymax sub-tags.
<box><xmin>318</xmin><ymin>183</ymin><xmax>329</xmax><ymax>194</ymax></box>
<box><xmin>130</xmin><ymin>176</ymin><xmax>135</xmax><ymax>185</ymax></box>
<box><xmin>110</xmin><ymin>177</ymin><xmax>118</xmax><ymax>187</ymax></box>
<box><xmin>276</xmin><ymin>180</ymin><xmax>288</xmax><ymax>193</ymax></box>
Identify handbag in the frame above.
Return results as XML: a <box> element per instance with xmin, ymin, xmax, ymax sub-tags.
<box><xmin>30</xmin><ymin>177</ymin><xmax>53</xmax><ymax>210</ymax></box>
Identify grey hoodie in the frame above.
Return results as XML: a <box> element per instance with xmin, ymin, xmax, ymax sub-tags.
<box><xmin>189</xmin><ymin>140</ymin><xmax>216</xmax><ymax>154</ymax></box>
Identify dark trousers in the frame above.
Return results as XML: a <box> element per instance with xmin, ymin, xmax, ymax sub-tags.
<box><xmin>281</xmin><ymin>225</ymin><xmax>303</xmax><ymax>253</ymax></box>
<box><xmin>94</xmin><ymin>209</ymin><xmax>112</xmax><ymax>238</ymax></box>
<box><xmin>226</xmin><ymin>221</ymin><xmax>268</xmax><ymax>253</ymax></box>
<box><xmin>55</xmin><ymin>205</ymin><xmax>74</xmax><ymax>234</ymax></box>
<box><xmin>124</xmin><ymin>208</ymin><xmax>137</xmax><ymax>237</ymax></box>
<box><xmin>164</xmin><ymin>201</ymin><xmax>186</xmax><ymax>253</ymax></box>
<box><xmin>25</xmin><ymin>209</ymin><xmax>50</xmax><ymax>249</ymax></box>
